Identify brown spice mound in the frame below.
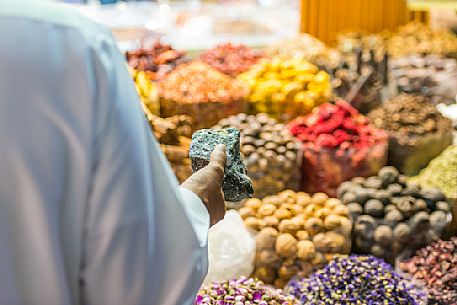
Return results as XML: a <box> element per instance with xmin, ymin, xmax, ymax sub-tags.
<box><xmin>368</xmin><ymin>94</ymin><xmax>452</xmax><ymax>141</ymax></box>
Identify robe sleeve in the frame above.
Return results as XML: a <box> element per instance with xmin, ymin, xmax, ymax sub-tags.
<box><xmin>80</xmin><ymin>32</ymin><xmax>209</xmax><ymax>305</ymax></box>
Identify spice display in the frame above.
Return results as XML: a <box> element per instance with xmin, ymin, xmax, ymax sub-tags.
<box><xmin>200</xmin><ymin>43</ymin><xmax>265</xmax><ymax>77</ymax></box>
<box><xmin>267</xmin><ymin>34</ymin><xmax>341</xmax><ymax>68</ymax></box>
<box><xmin>240</xmin><ymin>191</ymin><xmax>352</xmax><ymax>287</ymax></box>
<box><xmin>286</xmin><ymin>255</ymin><xmax>426</xmax><ymax>305</ymax></box>
<box><xmin>237</xmin><ymin>57</ymin><xmax>331</xmax><ymax>122</ymax></box>
<box><xmin>213</xmin><ymin>113</ymin><xmax>301</xmax><ymax>198</ymax></box>
<box><xmin>190</xmin><ymin>128</ymin><xmax>253</xmax><ymax>202</ymax></box>
<box><xmin>194</xmin><ymin>277</ymin><xmax>298</xmax><ymax>305</ymax></box>
<box><xmin>338</xmin><ymin>166</ymin><xmax>451</xmax><ymax>263</ymax></box>
<box><xmin>390</xmin><ymin>55</ymin><xmax>457</xmax><ymax>105</ymax></box>
<box><xmin>126</xmin><ymin>41</ymin><xmax>188</xmax><ymax>81</ymax></box>
<box><xmin>411</xmin><ymin>145</ymin><xmax>457</xmax><ymax>201</ymax></box>
<box><xmin>368</xmin><ymin>94</ymin><xmax>453</xmax><ymax>175</ymax></box>
<box><xmin>158</xmin><ymin>62</ymin><xmax>247</xmax><ymax>129</ymax></box>
<box><xmin>399</xmin><ymin>237</ymin><xmax>457</xmax><ymax>304</ymax></box>
<box><xmin>289</xmin><ymin>100</ymin><xmax>387</xmax><ymax>196</ymax></box>
<box><xmin>388</xmin><ymin>22</ymin><xmax>457</xmax><ymax>58</ymax></box>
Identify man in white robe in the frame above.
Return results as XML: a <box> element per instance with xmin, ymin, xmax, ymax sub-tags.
<box><xmin>0</xmin><ymin>1</ymin><xmax>226</xmax><ymax>304</ymax></box>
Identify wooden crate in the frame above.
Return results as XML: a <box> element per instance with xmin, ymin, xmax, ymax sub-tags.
<box><xmin>300</xmin><ymin>0</ymin><xmax>409</xmax><ymax>44</ymax></box>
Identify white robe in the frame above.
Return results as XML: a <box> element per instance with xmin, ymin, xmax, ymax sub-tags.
<box><xmin>0</xmin><ymin>1</ymin><xmax>209</xmax><ymax>304</ymax></box>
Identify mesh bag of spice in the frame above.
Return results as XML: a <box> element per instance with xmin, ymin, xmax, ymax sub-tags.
<box><xmin>157</xmin><ymin>61</ymin><xmax>248</xmax><ymax>130</ymax></box>
<box><xmin>213</xmin><ymin>113</ymin><xmax>301</xmax><ymax>198</ymax></box>
<box><xmin>399</xmin><ymin>237</ymin><xmax>457</xmax><ymax>305</ymax></box>
<box><xmin>240</xmin><ymin>191</ymin><xmax>352</xmax><ymax>288</ymax></box>
<box><xmin>338</xmin><ymin>166</ymin><xmax>452</xmax><ymax>264</ymax></box>
<box><xmin>368</xmin><ymin>94</ymin><xmax>453</xmax><ymax>176</ymax></box>
<box><xmin>237</xmin><ymin>57</ymin><xmax>331</xmax><ymax>122</ymax></box>
<box><xmin>200</xmin><ymin>43</ymin><xmax>265</xmax><ymax>78</ymax></box>
<box><xmin>286</xmin><ymin>255</ymin><xmax>427</xmax><ymax>305</ymax></box>
<box><xmin>289</xmin><ymin>100</ymin><xmax>388</xmax><ymax>197</ymax></box>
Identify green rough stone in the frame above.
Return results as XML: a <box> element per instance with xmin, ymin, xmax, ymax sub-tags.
<box><xmin>189</xmin><ymin>128</ymin><xmax>253</xmax><ymax>202</ymax></box>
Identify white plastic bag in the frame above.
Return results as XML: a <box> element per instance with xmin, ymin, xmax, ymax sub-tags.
<box><xmin>203</xmin><ymin>210</ymin><xmax>256</xmax><ymax>285</ymax></box>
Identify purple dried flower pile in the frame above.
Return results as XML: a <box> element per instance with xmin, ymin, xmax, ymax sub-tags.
<box><xmin>285</xmin><ymin>255</ymin><xmax>426</xmax><ymax>305</ymax></box>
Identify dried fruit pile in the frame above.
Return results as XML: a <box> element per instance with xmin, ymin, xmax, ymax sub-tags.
<box><xmin>126</xmin><ymin>41</ymin><xmax>188</xmax><ymax>81</ymax></box>
<box><xmin>286</xmin><ymin>255</ymin><xmax>427</xmax><ymax>305</ymax></box>
<box><xmin>200</xmin><ymin>43</ymin><xmax>265</xmax><ymax>77</ymax></box>
<box><xmin>289</xmin><ymin>100</ymin><xmax>387</xmax><ymax>196</ymax></box>
<box><xmin>157</xmin><ymin>62</ymin><xmax>248</xmax><ymax>129</ymax></box>
<box><xmin>399</xmin><ymin>237</ymin><xmax>457</xmax><ymax>304</ymax></box>
<box><xmin>195</xmin><ymin>277</ymin><xmax>298</xmax><ymax>305</ymax></box>
<box><xmin>338</xmin><ymin>166</ymin><xmax>451</xmax><ymax>263</ymax></box>
<box><xmin>368</xmin><ymin>94</ymin><xmax>453</xmax><ymax>175</ymax></box>
<box><xmin>237</xmin><ymin>57</ymin><xmax>331</xmax><ymax>122</ymax></box>
<box><xmin>130</xmin><ymin>68</ymin><xmax>160</xmax><ymax>116</ymax></box>
<box><xmin>213</xmin><ymin>113</ymin><xmax>301</xmax><ymax>198</ymax></box>
<box><xmin>240</xmin><ymin>191</ymin><xmax>351</xmax><ymax>288</ymax></box>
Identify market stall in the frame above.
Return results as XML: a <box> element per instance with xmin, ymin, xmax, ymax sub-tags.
<box><xmin>73</xmin><ymin>2</ymin><xmax>457</xmax><ymax>304</ymax></box>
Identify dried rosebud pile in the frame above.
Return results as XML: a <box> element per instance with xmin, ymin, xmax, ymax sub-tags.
<box><xmin>289</xmin><ymin>100</ymin><xmax>387</xmax><ymax>196</ymax></box>
<box><xmin>194</xmin><ymin>277</ymin><xmax>298</xmax><ymax>305</ymax></box>
<box><xmin>240</xmin><ymin>191</ymin><xmax>352</xmax><ymax>288</ymax></box>
<box><xmin>289</xmin><ymin>100</ymin><xmax>386</xmax><ymax>152</ymax></box>
<box><xmin>400</xmin><ymin>237</ymin><xmax>457</xmax><ymax>304</ymax></box>
<box><xmin>126</xmin><ymin>41</ymin><xmax>188</xmax><ymax>81</ymax></box>
<box><xmin>338</xmin><ymin>166</ymin><xmax>451</xmax><ymax>264</ymax></box>
<box><xmin>158</xmin><ymin>62</ymin><xmax>248</xmax><ymax>129</ymax></box>
<box><xmin>200</xmin><ymin>43</ymin><xmax>265</xmax><ymax>77</ymax></box>
<box><xmin>368</xmin><ymin>94</ymin><xmax>453</xmax><ymax>175</ymax></box>
<box><xmin>285</xmin><ymin>255</ymin><xmax>427</xmax><ymax>305</ymax></box>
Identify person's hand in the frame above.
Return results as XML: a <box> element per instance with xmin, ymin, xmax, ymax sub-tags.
<box><xmin>182</xmin><ymin>144</ymin><xmax>226</xmax><ymax>226</ymax></box>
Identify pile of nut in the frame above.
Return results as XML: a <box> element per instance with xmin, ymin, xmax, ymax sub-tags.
<box><xmin>237</xmin><ymin>57</ymin><xmax>331</xmax><ymax>122</ymax></box>
<box><xmin>213</xmin><ymin>113</ymin><xmax>301</xmax><ymax>198</ymax></box>
<box><xmin>240</xmin><ymin>191</ymin><xmax>352</xmax><ymax>288</ymax></box>
<box><xmin>199</xmin><ymin>43</ymin><xmax>265</xmax><ymax>77</ymax></box>
<box><xmin>338</xmin><ymin>166</ymin><xmax>451</xmax><ymax>263</ymax></box>
<box><xmin>126</xmin><ymin>41</ymin><xmax>188</xmax><ymax>81</ymax></box>
<box><xmin>157</xmin><ymin>62</ymin><xmax>248</xmax><ymax>129</ymax></box>
<box><xmin>388</xmin><ymin>22</ymin><xmax>457</xmax><ymax>58</ymax></box>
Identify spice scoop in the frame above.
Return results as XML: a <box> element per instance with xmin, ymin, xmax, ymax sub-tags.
<box><xmin>189</xmin><ymin>128</ymin><xmax>254</xmax><ymax>202</ymax></box>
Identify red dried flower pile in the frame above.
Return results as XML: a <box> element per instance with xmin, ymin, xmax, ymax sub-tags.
<box><xmin>289</xmin><ymin>100</ymin><xmax>386</xmax><ymax>157</ymax></box>
<box><xmin>200</xmin><ymin>43</ymin><xmax>265</xmax><ymax>77</ymax></box>
<box><xmin>288</xmin><ymin>100</ymin><xmax>388</xmax><ymax>196</ymax></box>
